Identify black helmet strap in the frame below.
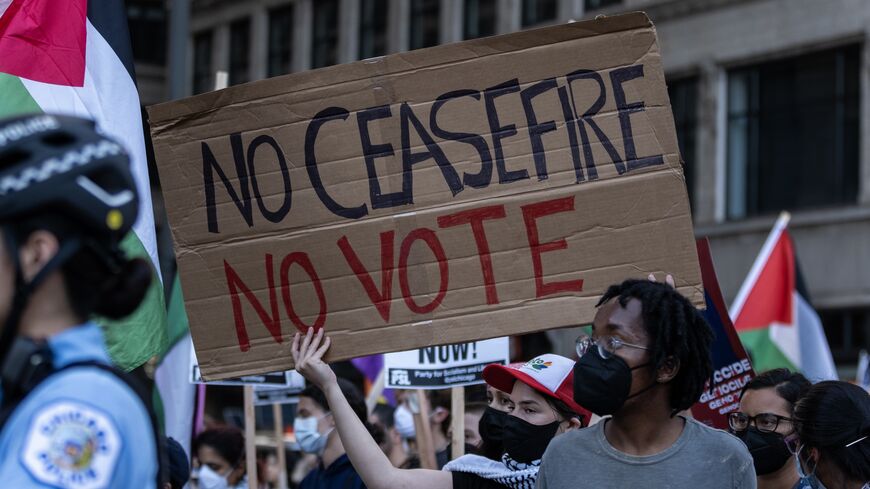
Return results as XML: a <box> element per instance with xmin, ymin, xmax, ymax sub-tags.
<box><xmin>0</xmin><ymin>228</ymin><xmax>83</xmax><ymax>367</ymax></box>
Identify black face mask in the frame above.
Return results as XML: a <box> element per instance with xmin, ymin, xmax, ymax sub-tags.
<box><xmin>736</xmin><ymin>427</ymin><xmax>792</xmax><ymax>476</ymax></box>
<box><xmin>478</xmin><ymin>407</ymin><xmax>508</xmax><ymax>460</ymax></box>
<box><xmin>572</xmin><ymin>349</ymin><xmax>651</xmax><ymax>416</ymax></box>
<box><xmin>501</xmin><ymin>415</ymin><xmax>560</xmax><ymax>464</ymax></box>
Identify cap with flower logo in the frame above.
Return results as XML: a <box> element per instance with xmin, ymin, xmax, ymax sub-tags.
<box><xmin>483</xmin><ymin>353</ymin><xmax>591</xmax><ymax>424</ymax></box>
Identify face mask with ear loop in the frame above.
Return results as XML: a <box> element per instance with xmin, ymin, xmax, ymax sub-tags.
<box><xmin>572</xmin><ymin>346</ymin><xmax>657</xmax><ymax>416</ymax></box>
<box><xmin>196</xmin><ymin>465</ymin><xmax>232</xmax><ymax>489</ymax></box>
<box><xmin>294</xmin><ymin>412</ymin><xmax>334</xmax><ymax>455</ymax></box>
<box><xmin>794</xmin><ymin>444</ymin><xmax>827</xmax><ymax>489</ymax></box>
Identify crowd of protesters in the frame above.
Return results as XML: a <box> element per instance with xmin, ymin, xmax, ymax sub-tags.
<box><xmin>0</xmin><ymin>113</ymin><xmax>867</xmax><ymax>488</ymax></box>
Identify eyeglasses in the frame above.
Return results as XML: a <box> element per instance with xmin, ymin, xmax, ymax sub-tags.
<box><xmin>575</xmin><ymin>333</ymin><xmax>650</xmax><ymax>360</ymax></box>
<box><xmin>728</xmin><ymin>412</ymin><xmax>793</xmax><ymax>434</ymax></box>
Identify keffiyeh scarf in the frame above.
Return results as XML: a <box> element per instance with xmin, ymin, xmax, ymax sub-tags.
<box><xmin>443</xmin><ymin>453</ymin><xmax>540</xmax><ymax>489</ymax></box>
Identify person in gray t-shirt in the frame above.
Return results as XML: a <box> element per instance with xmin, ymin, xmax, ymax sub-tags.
<box><xmin>537</xmin><ymin>278</ymin><xmax>756</xmax><ymax>488</ymax></box>
<box><xmin>538</xmin><ymin>416</ymin><xmax>755</xmax><ymax>488</ymax></box>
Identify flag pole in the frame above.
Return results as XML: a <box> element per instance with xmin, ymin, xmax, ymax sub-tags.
<box><xmin>450</xmin><ymin>386</ymin><xmax>465</xmax><ymax>460</ymax></box>
<box><xmin>730</xmin><ymin>211</ymin><xmax>791</xmax><ymax>318</ymax></box>
<box><xmin>244</xmin><ymin>386</ymin><xmax>258</xmax><ymax>489</ymax></box>
<box><xmin>272</xmin><ymin>403</ymin><xmax>288</xmax><ymax>489</ymax></box>
<box><xmin>365</xmin><ymin>368</ymin><xmax>386</xmax><ymax>413</ymax></box>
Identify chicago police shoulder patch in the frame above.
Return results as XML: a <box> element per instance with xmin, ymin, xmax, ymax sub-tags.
<box><xmin>21</xmin><ymin>401</ymin><xmax>122</xmax><ymax>489</ymax></box>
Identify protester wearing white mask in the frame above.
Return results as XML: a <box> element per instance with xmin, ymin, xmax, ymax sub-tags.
<box><xmin>192</xmin><ymin>427</ymin><xmax>248</xmax><ymax>489</ymax></box>
<box><xmin>296</xmin><ymin>378</ymin><xmax>368</xmax><ymax>489</ymax></box>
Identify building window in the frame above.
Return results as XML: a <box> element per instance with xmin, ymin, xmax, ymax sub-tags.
<box><xmin>268</xmin><ymin>5</ymin><xmax>293</xmax><ymax>77</ymax></box>
<box><xmin>464</xmin><ymin>0</ymin><xmax>496</xmax><ymax>39</ymax></box>
<box><xmin>584</xmin><ymin>0</ymin><xmax>622</xmax><ymax>11</ymax></box>
<box><xmin>726</xmin><ymin>45</ymin><xmax>859</xmax><ymax>220</ymax></box>
<box><xmin>312</xmin><ymin>0</ymin><xmax>339</xmax><ymax>68</ymax></box>
<box><xmin>192</xmin><ymin>30</ymin><xmax>213</xmax><ymax>94</ymax></box>
<box><xmin>229</xmin><ymin>18</ymin><xmax>251</xmax><ymax>86</ymax></box>
<box><xmin>127</xmin><ymin>1</ymin><xmax>166</xmax><ymax>65</ymax></box>
<box><xmin>410</xmin><ymin>0</ymin><xmax>440</xmax><ymax>50</ymax></box>
<box><xmin>521</xmin><ymin>0</ymin><xmax>557</xmax><ymax>27</ymax></box>
<box><xmin>359</xmin><ymin>0</ymin><xmax>388</xmax><ymax>59</ymax></box>
<box><xmin>668</xmin><ymin>77</ymin><xmax>699</xmax><ymax>210</ymax></box>
<box><xmin>818</xmin><ymin>307</ymin><xmax>870</xmax><ymax>366</ymax></box>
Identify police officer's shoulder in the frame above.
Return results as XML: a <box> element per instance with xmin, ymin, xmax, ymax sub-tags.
<box><xmin>17</xmin><ymin>367</ymin><xmax>153</xmax><ymax>488</ymax></box>
<box><xmin>19</xmin><ymin>396</ymin><xmax>123</xmax><ymax>488</ymax></box>
<box><xmin>33</xmin><ymin>364</ymin><xmax>151</xmax><ymax>425</ymax></box>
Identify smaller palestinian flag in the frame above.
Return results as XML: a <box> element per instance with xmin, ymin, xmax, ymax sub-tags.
<box><xmin>730</xmin><ymin>212</ymin><xmax>838</xmax><ymax>381</ymax></box>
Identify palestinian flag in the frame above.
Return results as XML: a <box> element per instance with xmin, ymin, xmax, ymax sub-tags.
<box><xmin>730</xmin><ymin>213</ymin><xmax>838</xmax><ymax>381</ymax></box>
<box><xmin>0</xmin><ymin>0</ymin><xmax>168</xmax><ymax>369</ymax></box>
<box><xmin>154</xmin><ymin>275</ymin><xmax>196</xmax><ymax>457</ymax></box>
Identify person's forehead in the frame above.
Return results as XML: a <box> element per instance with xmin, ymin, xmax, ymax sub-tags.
<box><xmin>594</xmin><ymin>297</ymin><xmax>645</xmax><ymax>338</ymax></box>
<box><xmin>509</xmin><ymin>381</ymin><xmax>545</xmax><ymax>403</ymax></box>
<box><xmin>297</xmin><ymin>395</ymin><xmax>323</xmax><ymax>415</ymax></box>
<box><xmin>740</xmin><ymin>387</ymin><xmax>792</xmax><ymax>417</ymax></box>
<box><xmin>197</xmin><ymin>445</ymin><xmax>228</xmax><ymax>466</ymax></box>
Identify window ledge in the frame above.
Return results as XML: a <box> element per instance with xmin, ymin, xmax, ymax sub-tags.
<box><xmin>695</xmin><ymin>205</ymin><xmax>870</xmax><ymax>238</ymax></box>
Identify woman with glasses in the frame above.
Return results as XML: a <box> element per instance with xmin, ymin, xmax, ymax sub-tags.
<box><xmin>729</xmin><ymin>369</ymin><xmax>813</xmax><ymax>489</ymax></box>
<box><xmin>789</xmin><ymin>381</ymin><xmax>869</xmax><ymax>489</ymax></box>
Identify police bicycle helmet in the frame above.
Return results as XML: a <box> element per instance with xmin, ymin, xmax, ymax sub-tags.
<box><xmin>0</xmin><ymin>113</ymin><xmax>144</xmax><ymax>356</ymax></box>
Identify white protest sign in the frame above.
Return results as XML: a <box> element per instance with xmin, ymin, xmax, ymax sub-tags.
<box><xmin>253</xmin><ymin>371</ymin><xmax>306</xmax><ymax>406</ymax></box>
<box><xmin>385</xmin><ymin>337</ymin><xmax>509</xmax><ymax>389</ymax></box>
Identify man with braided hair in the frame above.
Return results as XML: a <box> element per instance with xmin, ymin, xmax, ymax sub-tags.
<box><xmin>537</xmin><ymin>279</ymin><xmax>757</xmax><ymax>488</ymax></box>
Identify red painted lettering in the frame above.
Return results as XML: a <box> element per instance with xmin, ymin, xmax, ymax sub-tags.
<box><xmin>437</xmin><ymin>205</ymin><xmax>506</xmax><ymax>304</ymax></box>
<box><xmin>398</xmin><ymin>228</ymin><xmax>449</xmax><ymax>314</ymax></box>
<box><xmin>521</xmin><ymin>196</ymin><xmax>584</xmax><ymax>297</ymax></box>
<box><xmin>280</xmin><ymin>252</ymin><xmax>328</xmax><ymax>331</ymax></box>
<box><xmin>224</xmin><ymin>255</ymin><xmax>282</xmax><ymax>352</ymax></box>
<box><xmin>337</xmin><ymin>231</ymin><xmax>396</xmax><ymax>322</ymax></box>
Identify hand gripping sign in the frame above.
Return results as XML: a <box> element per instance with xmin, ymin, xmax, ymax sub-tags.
<box><xmin>148</xmin><ymin>12</ymin><xmax>703</xmax><ymax>380</ymax></box>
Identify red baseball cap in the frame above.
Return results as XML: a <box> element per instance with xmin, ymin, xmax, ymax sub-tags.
<box><xmin>483</xmin><ymin>354</ymin><xmax>590</xmax><ymax>425</ymax></box>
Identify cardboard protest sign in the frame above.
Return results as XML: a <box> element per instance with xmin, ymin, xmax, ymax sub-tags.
<box><xmin>148</xmin><ymin>12</ymin><xmax>702</xmax><ymax>380</ymax></box>
<box><xmin>385</xmin><ymin>337</ymin><xmax>509</xmax><ymax>389</ymax></box>
<box><xmin>692</xmin><ymin>239</ymin><xmax>756</xmax><ymax>429</ymax></box>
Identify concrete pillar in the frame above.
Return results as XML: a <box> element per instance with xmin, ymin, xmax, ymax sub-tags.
<box><xmin>214</xmin><ymin>23</ymin><xmax>230</xmax><ymax>74</ymax></box>
<box><xmin>442</xmin><ymin>0</ymin><xmax>464</xmax><ymax>44</ymax></box>
<box><xmin>388</xmin><ymin>0</ymin><xmax>409</xmax><ymax>53</ymax></box>
<box><xmin>497</xmin><ymin>0</ymin><xmax>521</xmax><ymax>34</ymax></box>
<box><xmin>168</xmin><ymin>0</ymin><xmax>190</xmax><ymax>100</ymax></box>
<box><xmin>293</xmin><ymin>0</ymin><xmax>312</xmax><ymax>71</ymax></box>
<box><xmin>859</xmin><ymin>35</ymin><xmax>870</xmax><ymax>204</ymax></box>
<box><xmin>339</xmin><ymin>0</ymin><xmax>360</xmax><ymax>63</ymax></box>
<box><xmin>251</xmin><ymin>6</ymin><xmax>268</xmax><ymax>80</ymax></box>
<box><xmin>692</xmin><ymin>61</ymin><xmax>722</xmax><ymax>225</ymax></box>
<box><xmin>559</xmin><ymin>0</ymin><xmax>584</xmax><ymax>22</ymax></box>
<box><xmin>185</xmin><ymin>33</ymin><xmax>194</xmax><ymax>96</ymax></box>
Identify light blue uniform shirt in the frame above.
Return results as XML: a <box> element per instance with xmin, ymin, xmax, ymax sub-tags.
<box><xmin>0</xmin><ymin>323</ymin><xmax>157</xmax><ymax>488</ymax></box>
